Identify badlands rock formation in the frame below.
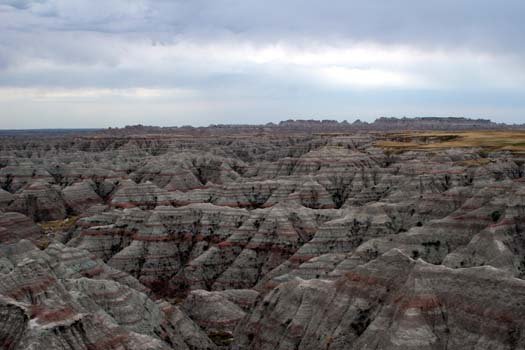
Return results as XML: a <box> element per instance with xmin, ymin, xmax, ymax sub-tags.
<box><xmin>0</xmin><ymin>119</ymin><xmax>525</xmax><ymax>349</ymax></box>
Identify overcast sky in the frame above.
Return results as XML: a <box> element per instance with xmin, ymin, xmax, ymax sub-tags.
<box><xmin>0</xmin><ymin>0</ymin><xmax>524</xmax><ymax>128</ymax></box>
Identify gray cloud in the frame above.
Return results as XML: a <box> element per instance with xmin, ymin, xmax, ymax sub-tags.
<box><xmin>2</xmin><ymin>0</ymin><xmax>524</xmax><ymax>67</ymax></box>
<box><xmin>0</xmin><ymin>0</ymin><xmax>524</xmax><ymax>127</ymax></box>
<box><xmin>3</xmin><ymin>0</ymin><xmax>524</xmax><ymax>51</ymax></box>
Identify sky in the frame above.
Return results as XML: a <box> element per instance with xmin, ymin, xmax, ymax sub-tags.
<box><xmin>0</xmin><ymin>0</ymin><xmax>524</xmax><ymax>128</ymax></box>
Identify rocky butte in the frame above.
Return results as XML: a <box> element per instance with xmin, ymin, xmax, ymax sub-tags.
<box><xmin>0</xmin><ymin>117</ymin><xmax>525</xmax><ymax>349</ymax></box>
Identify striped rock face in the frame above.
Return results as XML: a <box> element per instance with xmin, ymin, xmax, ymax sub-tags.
<box><xmin>1</xmin><ymin>126</ymin><xmax>525</xmax><ymax>348</ymax></box>
<box><xmin>62</xmin><ymin>180</ymin><xmax>103</xmax><ymax>214</ymax></box>
<box><xmin>234</xmin><ymin>250</ymin><xmax>525</xmax><ymax>350</ymax></box>
<box><xmin>0</xmin><ymin>189</ymin><xmax>13</xmax><ymax>210</ymax></box>
<box><xmin>0</xmin><ymin>240</ymin><xmax>216</xmax><ymax>350</ymax></box>
<box><xmin>0</xmin><ymin>212</ymin><xmax>42</xmax><ymax>244</ymax></box>
<box><xmin>8</xmin><ymin>180</ymin><xmax>67</xmax><ymax>222</ymax></box>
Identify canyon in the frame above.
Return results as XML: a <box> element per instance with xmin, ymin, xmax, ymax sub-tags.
<box><xmin>0</xmin><ymin>118</ymin><xmax>525</xmax><ymax>349</ymax></box>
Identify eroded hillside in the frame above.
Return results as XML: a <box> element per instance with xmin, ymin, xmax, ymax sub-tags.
<box><xmin>1</xmin><ymin>126</ymin><xmax>525</xmax><ymax>349</ymax></box>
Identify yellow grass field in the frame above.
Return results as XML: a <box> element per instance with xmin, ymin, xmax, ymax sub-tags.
<box><xmin>375</xmin><ymin>130</ymin><xmax>525</xmax><ymax>153</ymax></box>
<box><xmin>39</xmin><ymin>216</ymin><xmax>79</xmax><ymax>232</ymax></box>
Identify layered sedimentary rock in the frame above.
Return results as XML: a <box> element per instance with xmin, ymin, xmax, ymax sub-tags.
<box><xmin>182</xmin><ymin>289</ymin><xmax>256</xmax><ymax>334</ymax></box>
<box><xmin>178</xmin><ymin>203</ymin><xmax>339</xmax><ymax>293</ymax></box>
<box><xmin>0</xmin><ymin>188</ymin><xmax>13</xmax><ymax>209</ymax></box>
<box><xmin>0</xmin><ymin>163</ymin><xmax>54</xmax><ymax>193</ymax></box>
<box><xmin>130</xmin><ymin>152</ymin><xmax>244</xmax><ymax>189</ymax></box>
<box><xmin>0</xmin><ymin>212</ymin><xmax>42</xmax><ymax>244</ymax></box>
<box><xmin>109</xmin><ymin>180</ymin><xmax>178</xmax><ymax>209</ymax></box>
<box><xmin>442</xmin><ymin>183</ymin><xmax>525</xmax><ymax>277</ymax></box>
<box><xmin>1</xmin><ymin>123</ymin><xmax>525</xmax><ymax>349</ymax></box>
<box><xmin>62</xmin><ymin>180</ymin><xmax>103</xmax><ymax>214</ymax></box>
<box><xmin>234</xmin><ymin>249</ymin><xmax>525</xmax><ymax>350</ymax></box>
<box><xmin>8</xmin><ymin>180</ymin><xmax>67</xmax><ymax>222</ymax></box>
<box><xmin>68</xmin><ymin>204</ymin><xmax>251</xmax><ymax>294</ymax></box>
<box><xmin>0</xmin><ymin>240</ymin><xmax>216</xmax><ymax>350</ymax></box>
<box><xmin>180</xmin><ymin>288</ymin><xmax>260</xmax><ymax>346</ymax></box>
